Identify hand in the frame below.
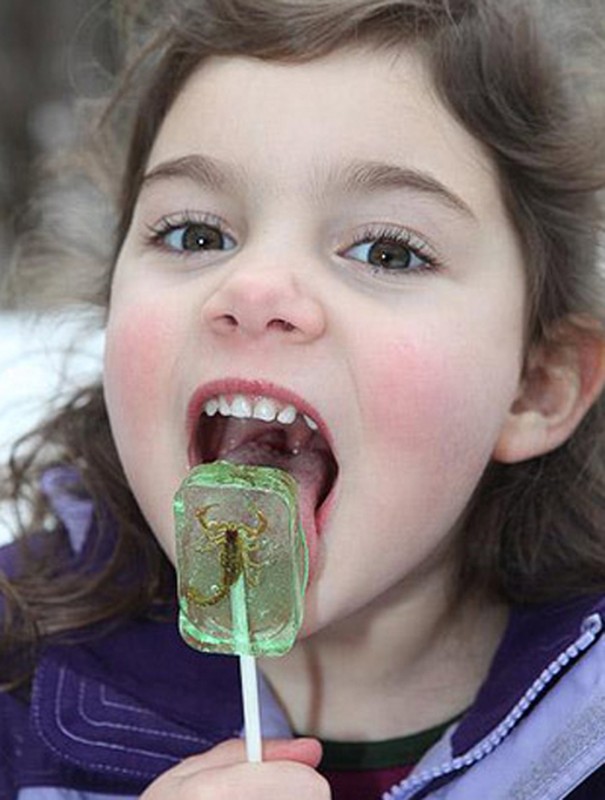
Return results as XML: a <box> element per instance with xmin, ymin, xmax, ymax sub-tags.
<box><xmin>140</xmin><ymin>737</ymin><xmax>330</xmax><ymax>799</ymax></box>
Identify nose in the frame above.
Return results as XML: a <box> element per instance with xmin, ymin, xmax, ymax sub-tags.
<box><xmin>202</xmin><ymin>264</ymin><xmax>326</xmax><ymax>343</ymax></box>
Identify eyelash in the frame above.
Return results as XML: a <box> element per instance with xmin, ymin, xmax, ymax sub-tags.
<box><xmin>341</xmin><ymin>225</ymin><xmax>440</xmax><ymax>275</ymax></box>
<box><xmin>145</xmin><ymin>211</ymin><xmax>235</xmax><ymax>255</ymax></box>
<box><xmin>145</xmin><ymin>213</ymin><xmax>441</xmax><ymax>275</ymax></box>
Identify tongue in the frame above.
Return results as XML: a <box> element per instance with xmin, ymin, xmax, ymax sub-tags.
<box><xmin>219</xmin><ymin>439</ymin><xmax>328</xmax><ymax>541</ymax></box>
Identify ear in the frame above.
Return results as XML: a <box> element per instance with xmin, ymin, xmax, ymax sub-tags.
<box><xmin>494</xmin><ymin>317</ymin><xmax>605</xmax><ymax>464</ymax></box>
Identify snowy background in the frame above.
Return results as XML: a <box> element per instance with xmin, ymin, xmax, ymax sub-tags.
<box><xmin>1</xmin><ymin>0</ymin><xmax>109</xmax><ymax>543</ymax></box>
<box><xmin>0</xmin><ymin>310</ymin><xmax>104</xmax><ymax>543</ymax></box>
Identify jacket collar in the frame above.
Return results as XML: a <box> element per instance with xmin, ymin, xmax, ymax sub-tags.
<box><xmin>453</xmin><ymin>593</ymin><xmax>605</xmax><ymax>755</ymax></box>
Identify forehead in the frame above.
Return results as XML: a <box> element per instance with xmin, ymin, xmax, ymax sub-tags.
<box><xmin>147</xmin><ymin>47</ymin><xmax>504</xmax><ymax>219</ymax></box>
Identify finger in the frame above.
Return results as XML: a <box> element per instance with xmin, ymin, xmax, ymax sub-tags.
<box><xmin>263</xmin><ymin>738</ymin><xmax>323</xmax><ymax>768</ymax></box>
<box><xmin>169</xmin><ymin>736</ymin><xmax>322</xmax><ymax>777</ymax></box>
<box><xmin>179</xmin><ymin>758</ymin><xmax>331</xmax><ymax>799</ymax></box>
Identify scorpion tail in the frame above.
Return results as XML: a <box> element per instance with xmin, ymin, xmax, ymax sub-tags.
<box><xmin>185</xmin><ymin>583</ymin><xmax>230</xmax><ymax>608</ymax></box>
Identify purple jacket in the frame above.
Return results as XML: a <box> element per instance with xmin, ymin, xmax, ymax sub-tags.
<box><xmin>1</xmin><ymin>468</ymin><xmax>604</xmax><ymax>799</ymax></box>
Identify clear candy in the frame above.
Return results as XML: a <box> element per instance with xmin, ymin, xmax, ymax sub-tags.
<box><xmin>174</xmin><ymin>461</ymin><xmax>308</xmax><ymax>657</ymax></box>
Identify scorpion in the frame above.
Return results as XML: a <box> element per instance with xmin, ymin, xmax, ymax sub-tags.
<box><xmin>185</xmin><ymin>504</ymin><xmax>267</xmax><ymax>608</ymax></box>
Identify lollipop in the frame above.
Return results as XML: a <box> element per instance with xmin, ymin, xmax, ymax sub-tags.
<box><xmin>174</xmin><ymin>461</ymin><xmax>309</xmax><ymax>760</ymax></box>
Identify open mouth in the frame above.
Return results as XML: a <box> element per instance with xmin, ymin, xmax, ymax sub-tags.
<box><xmin>189</xmin><ymin>392</ymin><xmax>339</xmax><ymax>529</ymax></box>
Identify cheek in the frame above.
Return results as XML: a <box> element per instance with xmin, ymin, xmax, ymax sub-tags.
<box><xmin>361</xmin><ymin>333</ymin><xmax>519</xmax><ymax>473</ymax></box>
<box><xmin>368</xmin><ymin>342</ymin><xmax>450</xmax><ymax>436</ymax></box>
<box><xmin>103</xmin><ymin>301</ymin><xmax>188</xmax><ymax>561</ymax></box>
<box><xmin>104</xmin><ymin>304</ymin><xmax>177</xmax><ymax>443</ymax></box>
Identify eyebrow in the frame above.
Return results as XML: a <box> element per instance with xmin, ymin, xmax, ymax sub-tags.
<box><xmin>142</xmin><ymin>153</ymin><xmax>476</xmax><ymax>220</ymax></box>
<box><xmin>325</xmin><ymin>160</ymin><xmax>476</xmax><ymax>220</ymax></box>
<box><xmin>142</xmin><ymin>154</ymin><xmax>245</xmax><ymax>193</ymax></box>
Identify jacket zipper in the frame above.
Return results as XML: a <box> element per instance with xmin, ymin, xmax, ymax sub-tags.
<box><xmin>382</xmin><ymin>612</ymin><xmax>603</xmax><ymax>800</ymax></box>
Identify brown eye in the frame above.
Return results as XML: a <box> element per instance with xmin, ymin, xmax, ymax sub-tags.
<box><xmin>344</xmin><ymin>234</ymin><xmax>430</xmax><ymax>273</ymax></box>
<box><xmin>163</xmin><ymin>222</ymin><xmax>236</xmax><ymax>253</ymax></box>
<box><xmin>367</xmin><ymin>240</ymin><xmax>413</xmax><ymax>270</ymax></box>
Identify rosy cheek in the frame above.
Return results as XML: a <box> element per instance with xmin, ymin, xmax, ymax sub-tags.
<box><xmin>360</xmin><ymin>336</ymin><xmax>506</xmax><ymax>469</ymax></box>
<box><xmin>362</xmin><ymin>340</ymin><xmax>446</xmax><ymax>439</ymax></box>
<box><xmin>104</xmin><ymin>307</ymin><xmax>173</xmax><ymax>440</ymax></box>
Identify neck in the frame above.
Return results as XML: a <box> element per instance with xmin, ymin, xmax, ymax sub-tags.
<box><xmin>260</xmin><ymin>582</ymin><xmax>509</xmax><ymax>742</ymax></box>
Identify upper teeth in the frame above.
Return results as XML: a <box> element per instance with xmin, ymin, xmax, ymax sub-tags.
<box><xmin>204</xmin><ymin>394</ymin><xmax>319</xmax><ymax>431</ymax></box>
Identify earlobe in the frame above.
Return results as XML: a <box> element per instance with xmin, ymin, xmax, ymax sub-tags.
<box><xmin>494</xmin><ymin>318</ymin><xmax>605</xmax><ymax>464</ymax></box>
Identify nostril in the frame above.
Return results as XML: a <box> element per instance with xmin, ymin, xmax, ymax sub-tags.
<box><xmin>268</xmin><ymin>319</ymin><xmax>296</xmax><ymax>333</ymax></box>
<box><xmin>212</xmin><ymin>312</ymin><xmax>300</xmax><ymax>335</ymax></box>
<box><xmin>206</xmin><ymin>313</ymin><xmax>239</xmax><ymax>335</ymax></box>
<box><xmin>204</xmin><ymin>284</ymin><xmax>325</xmax><ymax>340</ymax></box>
<box><xmin>214</xmin><ymin>315</ymin><xmax>297</xmax><ymax>333</ymax></box>
<box><xmin>222</xmin><ymin>314</ymin><xmax>238</xmax><ymax>328</ymax></box>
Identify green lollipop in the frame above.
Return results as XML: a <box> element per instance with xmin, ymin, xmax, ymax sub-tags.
<box><xmin>174</xmin><ymin>461</ymin><xmax>309</xmax><ymax>762</ymax></box>
<box><xmin>174</xmin><ymin>461</ymin><xmax>309</xmax><ymax>657</ymax></box>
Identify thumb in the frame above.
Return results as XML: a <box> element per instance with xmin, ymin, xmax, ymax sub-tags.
<box><xmin>263</xmin><ymin>737</ymin><xmax>323</xmax><ymax>768</ymax></box>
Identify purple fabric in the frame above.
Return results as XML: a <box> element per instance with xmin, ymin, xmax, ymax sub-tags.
<box><xmin>1</xmin><ymin>589</ymin><xmax>243</xmax><ymax>795</ymax></box>
<box><xmin>39</xmin><ymin>616</ymin><xmax>242</xmax><ymax>737</ymax></box>
<box><xmin>452</xmin><ymin>594</ymin><xmax>605</xmax><ymax>755</ymax></box>
<box><xmin>2</xmin><ymin>467</ymin><xmax>604</xmax><ymax>798</ymax></box>
<box><xmin>1</xmin><ymin>467</ymin><xmax>243</xmax><ymax>795</ymax></box>
<box><xmin>31</xmin><ymin>625</ymin><xmax>242</xmax><ymax>782</ymax></box>
<box><xmin>410</xmin><ymin>626</ymin><xmax>605</xmax><ymax>799</ymax></box>
<box><xmin>40</xmin><ymin>467</ymin><xmax>95</xmax><ymax>555</ymax></box>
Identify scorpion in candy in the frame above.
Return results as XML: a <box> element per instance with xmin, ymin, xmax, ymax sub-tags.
<box><xmin>185</xmin><ymin>504</ymin><xmax>267</xmax><ymax>608</ymax></box>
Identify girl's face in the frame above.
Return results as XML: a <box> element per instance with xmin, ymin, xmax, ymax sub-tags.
<box><xmin>105</xmin><ymin>47</ymin><xmax>526</xmax><ymax>634</ymax></box>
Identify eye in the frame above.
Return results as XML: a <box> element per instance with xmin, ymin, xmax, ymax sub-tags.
<box><xmin>149</xmin><ymin>215</ymin><xmax>237</xmax><ymax>255</ymax></box>
<box><xmin>342</xmin><ymin>228</ymin><xmax>437</xmax><ymax>274</ymax></box>
<box><xmin>163</xmin><ymin>221</ymin><xmax>236</xmax><ymax>253</ymax></box>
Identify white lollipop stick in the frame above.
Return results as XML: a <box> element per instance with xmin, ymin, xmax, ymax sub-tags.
<box><xmin>232</xmin><ymin>574</ymin><xmax>263</xmax><ymax>762</ymax></box>
<box><xmin>239</xmin><ymin>653</ymin><xmax>263</xmax><ymax>762</ymax></box>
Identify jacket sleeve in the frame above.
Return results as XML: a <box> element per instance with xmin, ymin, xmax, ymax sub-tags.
<box><xmin>0</xmin><ymin>691</ymin><xmax>28</xmax><ymax>800</ymax></box>
<box><xmin>565</xmin><ymin>765</ymin><xmax>605</xmax><ymax>799</ymax></box>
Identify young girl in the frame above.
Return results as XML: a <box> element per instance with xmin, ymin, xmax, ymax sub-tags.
<box><xmin>2</xmin><ymin>1</ymin><xmax>605</xmax><ymax>798</ymax></box>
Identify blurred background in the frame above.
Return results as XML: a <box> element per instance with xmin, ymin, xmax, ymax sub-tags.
<box><xmin>0</xmin><ymin>0</ymin><xmax>108</xmax><ymax>531</ymax></box>
<box><xmin>0</xmin><ymin>0</ymin><xmax>117</xmax><ymax>265</ymax></box>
